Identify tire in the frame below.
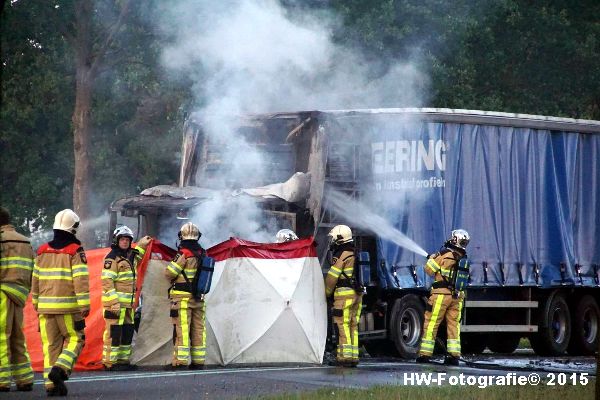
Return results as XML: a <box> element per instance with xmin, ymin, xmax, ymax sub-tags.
<box><xmin>488</xmin><ymin>334</ymin><xmax>521</xmax><ymax>354</ymax></box>
<box><xmin>530</xmin><ymin>293</ymin><xmax>571</xmax><ymax>356</ymax></box>
<box><xmin>567</xmin><ymin>295</ymin><xmax>599</xmax><ymax>356</ymax></box>
<box><xmin>389</xmin><ymin>295</ymin><xmax>425</xmax><ymax>359</ymax></box>
<box><xmin>461</xmin><ymin>334</ymin><xmax>488</xmax><ymax>355</ymax></box>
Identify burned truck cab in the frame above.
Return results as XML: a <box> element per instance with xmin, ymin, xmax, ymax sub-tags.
<box><xmin>109</xmin><ymin>111</ymin><xmax>326</xmax><ymax>246</ymax></box>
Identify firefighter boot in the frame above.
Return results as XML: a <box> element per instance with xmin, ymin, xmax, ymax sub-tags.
<box><xmin>17</xmin><ymin>383</ymin><xmax>34</xmax><ymax>391</ymax></box>
<box><xmin>48</xmin><ymin>366</ymin><xmax>68</xmax><ymax>396</ymax></box>
<box><xmin>415</xmin><ymin>355</ymin><xmax>431</xmax><ymax>364</ymax></box>
<box><xmin>327</xmin><ymin>359</ymin><xmax>354</xmax><ymax>368</ymax></box>
<box><xmin>444</xmin><ymin>355</ymin><xmax>460</xmax><ymax>366</ymax></box>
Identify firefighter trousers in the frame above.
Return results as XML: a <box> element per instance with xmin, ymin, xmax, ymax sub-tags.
<box><xmin>39</xmin><ymin>313</ymin><xmax>84</xmax><ymax>390</ymax></box>
<box><xmin>171</xmin><ymin>298</ymin><xmax>206</xmax><ymax>366</ymax></box>
<box><xmin>102</xmin><ymin>307</ymin><xmax>135</xmax><ymax>367</ymax></box>
<box><xmin>0</xmin><ymin>291</ymin><xmax>34</xmax><ymax>389</ymax></box>
<box><xmin>332</xmin><ymin>288</ymin><xmax>362</xmax><ymax>363</ymax></box>
<box><xmin>419</xmin><ymin>293</ymin><xmax>464</xmax><ymax>357</ymax></box>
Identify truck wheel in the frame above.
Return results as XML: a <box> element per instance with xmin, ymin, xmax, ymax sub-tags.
<box><xmin>567</xmin><ymin>295</ymin><xmax>599</xmax><ymax>356</ymax></box>
<box><xmin>461</xmin><ymin>334</ymin><xmax>487</xmax><ymax>354</ymax></box>
<box><xmin>390</xmin><ymin>295</ymin><xmax>425</xmax><ymax>359</ymax></box>
<box><xmin>530</xmin><ymin>293</ymin><xmax>571</xmax><ymax>356</ymax></box>
<box><xmin>487</xmin><ymin>334</ymin><xmax>521</xmax><ymax>354</ymax></box>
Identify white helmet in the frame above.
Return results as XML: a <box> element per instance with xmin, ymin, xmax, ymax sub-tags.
<box><xmin>53</xmin><ymin>209</ymin><xmax>80</xmax><ymax>235</ymax></box>
<box><xmin>178</xmin><ymin>222</ymin><xmax>201</xmax><ymax>241</ymax></box>
<box><xmin>276</xmin><ymin>229</ymin><xmax>298</xmax><ymax>243</ymax></box>
<box><xmin>113</xmin><ymin>226</ymin><xmax>134</xmax><ymax>246</ymax></box>
<box><xmin>448</xmin><ymin>229</ymin><xmax>470</xmax><ymax>250</ymax></box>
<box><xmin>328</xmin><ymin>225</ymin><xmax>353</xmax><ymax>245</ymax></box>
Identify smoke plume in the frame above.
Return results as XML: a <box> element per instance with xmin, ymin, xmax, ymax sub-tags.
<box><xmin>154</xmin><ymin>0</ymin><xmax>428</xmax><ymax>245</ymax></box>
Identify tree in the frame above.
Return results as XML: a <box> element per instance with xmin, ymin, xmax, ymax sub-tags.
<box><xmin>68</xmin><ymin>0</ymin><xmax>131</xmax><ymax>244</ymax></box>
<box><xmin>0</xmin><ymin>1</ymin><xmax>75</xmax><ymax>232</ymax></box>
<box><xmin>441</xmin><ymin>0</ymin><xmax>600</xmax><ymax>119</ymax></box>
<box><xmin>1</xmin><ymin>1</ymin><xmax>188</xmax><ymax>242</ymax></box>
<box><xmin>331</xmin><ymin>0</ymin><xmax>600</xmax><ymax>119</ymax></box>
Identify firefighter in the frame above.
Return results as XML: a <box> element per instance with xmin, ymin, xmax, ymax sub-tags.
<box><xmin>324</xmin><ymin>225</ymin><xmax>362</xmax><ymax>367</ymax></box>
<box><xmin>165</xmin><ymin>222</ymin><xmax>206</xmax><ymax>369</ymax></box>
<box><xmin>101</xmin><ymin>226</ymin><xmax>151</xmax><ymax>371</ymax></box>
<box><xmin>0</xmin><ymin>207</ymin><xmax>35</xmax><ymax>392</ymax></box>
<box><xmin>416</xmin><ymin>229</ymin><xmax>470</xmax><ymax>366</ymax></box>
<box><xmin>32</xmin><ymin>209</ymin><xmax>90</xmax><ymax>396</ymax></box>
<box><xmin>275</xmin><ymin>229</ymin><xmax>298</xmax><ymax>243</ymax></box>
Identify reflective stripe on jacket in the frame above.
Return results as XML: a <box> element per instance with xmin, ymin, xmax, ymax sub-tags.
<box><xmin>32</xmin><ymin>243</ymin><xmax>89</xmax><ymax>314</ymax></box>
<box><xmin>101</xmin><ymin>245</ymin><xmax>145</xmax><ymax>309</ymax></box>
<box><xmin>0</xmin><ymin>225</ymin><xmax>34</xmax><ymax>306</ymax></box>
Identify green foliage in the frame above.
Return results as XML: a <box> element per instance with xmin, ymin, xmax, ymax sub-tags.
<box><xmin>0</xmin><ymin>2</ymin><xmax>74</xmax><ymax>232</ymax></box>
<box><xmin>259</xmin><ymin>382</ymin><xmax>593</xmax><ymax>400</ymax></box>
<box><xmin>447</xmin><ymin>0</ymin><xmax>600</xmax><ymax>119</ymax></box>
<box><xmin>332</xmin><ymin>0</ymin><xmax>600</xmax><ymax>119</ymax></box>
<box><xmin>1</xmin><ymin>1</ymin><xmax>192</xmax><ymax>233</ymax></box>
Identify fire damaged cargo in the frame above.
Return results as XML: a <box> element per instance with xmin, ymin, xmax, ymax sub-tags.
<box><xmin>110</xmin><ymin>108</ymin><xmax>600</xmax><ymax>359</ymax></box>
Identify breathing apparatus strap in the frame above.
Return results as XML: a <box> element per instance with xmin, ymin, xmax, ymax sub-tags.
<box><xmin>173</xmin><ymin>248</ymin><xmax>205</xmax><ymax>297</ymax></box>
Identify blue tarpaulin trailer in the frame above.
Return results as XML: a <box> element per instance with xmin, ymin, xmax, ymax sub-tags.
<box><xmin>110</xmin><ymin>108</ymin><xmax>600</xmax><ymax>359</ymax></box>
<box><xmin>368</xmin><ymin>117</ymin><xmax>599</xmax><ymax>290</ymax></box>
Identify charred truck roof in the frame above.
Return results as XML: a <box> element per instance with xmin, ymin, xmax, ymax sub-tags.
<box><xmin>109</xmin><ymin>107</ymin><xmax>600</xmax><ymax>248</ymax></box>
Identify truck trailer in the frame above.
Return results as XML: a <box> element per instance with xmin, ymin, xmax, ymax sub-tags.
<box><xmin>110</xmin><ymin>108</ymin><xmax>600</xmax><ymax>358</ymax></box>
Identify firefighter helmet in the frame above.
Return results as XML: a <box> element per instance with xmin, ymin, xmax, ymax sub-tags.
<box><xmin>328</xmin><ymin>225</ymin><xmax>353</xmax><ymax>245</ymax></box>
<box><xmin>112</xmin><ymin>226</ymin><xmax>134</xmax><ymax>246</ymax></box>
<box><xmin>448</xmin><ymin>229</ymin><xmax>470</xmax><ymax>250</ymax></box>
<box><xmin>276</xmin><ymin>229</ymin><xmax>298</xmax><ymax>243</ymax></box>
<box><xmin>178</xmin><ymin>222</ymin><xmax>201</xmax><ymax>241</ymax></box>
<box><xmin>53</xmin><ymin>209</ymin><xmax>80</xmax><ymax>235</ymax></box>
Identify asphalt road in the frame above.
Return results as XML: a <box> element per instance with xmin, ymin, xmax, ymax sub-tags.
<box><xmin>8</xmin><ymin>357</ymin><xmax>596</xmax><ymax>399</ymax></box>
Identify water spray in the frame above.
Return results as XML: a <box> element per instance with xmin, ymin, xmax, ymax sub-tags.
<box><xmin>324</xmin><ymin>189</ymin><xmax>428</xmax><ymax>257</ymax></box>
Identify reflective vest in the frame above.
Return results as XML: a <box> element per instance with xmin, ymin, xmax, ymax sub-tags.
<box><xmin>32</xmin><ymin>243</ymin><xmax>90</xmax><ymax>314</ymax></box>
<box><xmin>325</xmin><ymin>249</ymin><xmax>355</xmax><ymax>297</ymax></box>
<box><xmin>101</xmin><ymin>246</ymin><xmax>145</xmax><ymax>309</ymax></box>
<box><xmin>166</xmin><ymin>248</ymin><xmax>200</xmax><ymax>301</ymax></box>
<box><xmin>0</xmin><ymin>225</ymin><xmax>34</xmax><ymax>306</ymax></box>
<box><xmin>424</xmin><ymin>249</ymin><xmax>462</xmax><ymax>295</ymax></box>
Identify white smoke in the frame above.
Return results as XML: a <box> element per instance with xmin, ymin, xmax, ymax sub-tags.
<box><xmin>159</xmin><ymin>0</ymin><xmax>427</xmax><ymax>113</ymax></box>
<box><xmin>154</xmin><ymin>0</ymin><xmax>428</xmax><ymax>245</ymax></box>
<box><xmin>193</xmin><ymin>195</ymin><xmax>279</xmax><ymax>247</ymax></box>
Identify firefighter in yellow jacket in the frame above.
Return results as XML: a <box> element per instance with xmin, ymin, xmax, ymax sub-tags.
<box><xmin>0</xmin><ymin>207</ymin><xmax>35</xmax><ymax>392</ymax></box>
<box><xmin>101</xmin><ymin>226</ymin><xmax>151</xmax><ymax>371</ymax></box>
<box><xmin>325</xmin><ymin>225</ymin><xmax>362</xmax><ymax>367</ymax></box>
<box><xmin>165</xmin><ymin>222</ymin><xmax>206</xmax><ymax>369</ymax></box>
<box><xmin>32</xmin><ymin>209</ymin><xmax>90</xmax><ymax>397</ymax></box>
<box><xmin>417</xmin><ymin>229</ymin><xmax>470</xmax><ymax>366</ymax></box>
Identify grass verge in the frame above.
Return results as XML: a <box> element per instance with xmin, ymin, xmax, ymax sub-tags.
<box><xmin>258</xmin><ymin>382</ymin><xmax>593</xmax><ymax>400</ymax></box>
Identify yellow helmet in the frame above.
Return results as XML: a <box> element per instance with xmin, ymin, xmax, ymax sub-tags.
<box><xmin>178</xmin><ymin>222</ymin><xmax>201</xmax><ymax>241</ymax></box>
<box><xmin>276</xmin><ymin>229</ymin><xmax>298</xmax><ymax>243</ymax></box>
<box><xmin>448</xmin><ymin>229</ymin><xmax>470</xmax><ymax>250</ymax></box>
<box><xmin>53</xmin><ymin>209</ymin><xmax>80</xmax><ymax>235</ymax></box>
<box><xmin>327</xmin><ymin>225</ymin><xmax>353</xmax><ymax>245</ymax></box>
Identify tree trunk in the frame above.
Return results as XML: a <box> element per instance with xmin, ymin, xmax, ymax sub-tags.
<box><xmin>72</xmin><ymin>1</ymin><xmax>95</xmax><ymax>247</ymax></box>
<box><xmin>70</xmin><ymin>0</ymin><xmax>130</xmax><ymax>247</ymax></box>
